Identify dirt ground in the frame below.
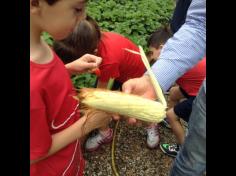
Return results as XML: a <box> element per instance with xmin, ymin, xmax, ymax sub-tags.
<box><xmin>82</xmin><ymin>119</ymin><xmax>187</xmax><ymax>176</ymax></box>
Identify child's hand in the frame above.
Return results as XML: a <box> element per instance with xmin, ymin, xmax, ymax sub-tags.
<box><xmin>65</xmin><ymin>54</ymin><xmax>102</xmax><ymax>75</ymax></box>
<box><xmin>117</xmin><ymin>75</ymin><xmax>156</xmax><ymax>126</ymax></box>
<box><xmin>89</xmin><ymin>68</ymin><xmax>101</xmax><ymax>77</ymax></box>
<box><xmin>82</xmin><ymin>109</ymin><xmax>111</xmax><ymax>133</ymax></box>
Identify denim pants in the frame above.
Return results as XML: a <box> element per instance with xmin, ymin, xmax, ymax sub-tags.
<box><xmin>169</xmin><ymin>81</ymin><xmax>206</xmax><ymax>176</ymax></box>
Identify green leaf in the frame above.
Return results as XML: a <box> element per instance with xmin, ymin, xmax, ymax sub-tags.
<box><xmin>87</xmin><ymin>0</ymin><xmax>175</xmax><ymax>51</ymax></box>
<box><xmin>72</xmin><ymin>73</ymin><xmax>97</xmax><ymax>89</ymax></box>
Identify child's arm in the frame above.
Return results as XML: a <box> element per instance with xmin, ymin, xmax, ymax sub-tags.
<box><xmin>31</xmin><ymin>110</ymin><xmax>111</xmax><ymax>164</ymax></box>
<box><xmin>65</xmin><ymin>54</ymin><xmax>102</xmax><ymax>75</ymax></box>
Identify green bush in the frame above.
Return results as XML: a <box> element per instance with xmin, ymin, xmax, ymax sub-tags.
<box><xmin>87</xmin><ymin>0</ymin><xmax>175</xmax><ymax>50</ymax></box>
<box><xmin>71</xmin><ymin>73</ymin><xmax>97</xmax><ymax>89</ymax></box>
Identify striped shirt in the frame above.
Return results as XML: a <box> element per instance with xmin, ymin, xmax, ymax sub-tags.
<box><xmin>150</xmin><ymin>0</ymin><xmax>206</xmax><ymax>92</ymax></box>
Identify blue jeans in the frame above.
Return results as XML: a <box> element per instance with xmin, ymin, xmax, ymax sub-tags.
<box><xmin>169</xmin><ymin>81</ymin><xmax>206</xmax><ymax>176</ymax></box>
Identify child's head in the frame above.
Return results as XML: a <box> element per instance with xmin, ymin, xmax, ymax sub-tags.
<box><xmin>53</xmin><ymin>15</ymin><xmax>101</xmax><ymax>64</ymax></box>
<box><xmin>147</xmin><ymin>26</ymin><xmax>172</xmax><ymax>62</ymax></box>
<box><xmin>30</xmin><ymin>0</ymin><xmax>87</xmax><ymax>40</ymax></box>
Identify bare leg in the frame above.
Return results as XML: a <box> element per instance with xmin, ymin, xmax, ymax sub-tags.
<box><xmin>167</xmin><ymin>108</ymin><xmax>185</xmax><ymax>145</ymax></box>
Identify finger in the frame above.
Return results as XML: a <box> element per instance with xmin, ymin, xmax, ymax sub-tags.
<box><xmin>82</xmin><ymin>54</ymin><xmax>102</xmax><ymax>66</ymax></box>
<box><xmin>122</xmin><ymin>80</ymin><xmax>134</xmax><ymax>94</ymax></box>
<box><xmin>127</xmin><ymin>118</ymin><xmax>137</xmax><ymax>125</ymax></box>
<box><xmin>81</xmin><ymin>62</ymin><xmax>98</xmax><ymax>70</ymax></box>
<box><xmin>112</xmin><ymin>114</ymin><xmax>120</xmax><ymax>121</ymax></box>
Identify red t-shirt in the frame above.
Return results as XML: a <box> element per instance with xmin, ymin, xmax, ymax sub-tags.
<box><xmin>176</xmin><ymin>57</ymin><xmax>206</xmax><ymax>96</ymax></box>
<box><xmin>97</xmin><ymin>32</ymin><xmax>146</xmax><ymax>83</ymax></box>
<box><xmin>30</xmin><ymin>52</ymin><xmax>85</xmax><ymax>176</ymax></box>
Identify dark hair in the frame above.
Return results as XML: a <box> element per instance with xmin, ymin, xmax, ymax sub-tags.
<box><xmin>53</xmin><ymin>15</ymin><xmax>101</xmax><ymax>64</ymax></box>
<box><xmin>147</xmin><ymin>26</ymin><xmax>172</xmax><ymax>49</ymax></box>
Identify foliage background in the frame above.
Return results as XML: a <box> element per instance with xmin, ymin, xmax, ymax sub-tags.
<box><xmin>86</xmin><ymin>0</ymin><xmax>175</xmax><ymax>50</ymax></box>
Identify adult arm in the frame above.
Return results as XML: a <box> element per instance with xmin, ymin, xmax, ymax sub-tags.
<box><xmin>151</xmin><ymin>0</ymin><xmax>206</xmax><ymax>92</ymax></box>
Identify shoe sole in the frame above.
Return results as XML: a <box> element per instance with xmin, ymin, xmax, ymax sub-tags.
<box><xmin>85</xmin><ymin>136</ymin><xmax>113</xmax><ymax>152</ymax></box>
<box><xmin>159</xmin><ymin>145</ymin><xmax>177</xmax><ymax>158</ymax></box>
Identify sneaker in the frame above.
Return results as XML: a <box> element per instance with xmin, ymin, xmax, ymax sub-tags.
<box><xmin>146</xmin><ymin>125</ymin><xmax>160</xmax><ymax>149</ymax></box>
<box><xmin>160</xmin><ymin>143</ymin><xmax>180</xmax><ymax>157</ymax></box>
<box><xmin>161</xmin><ymin>118</ymin><xmax>171</xmax><ymax>129</ymax></box>
<box><xmin>85</xmin><ymin>128</ymin><xmax>113</xmax><ymax>152</ymax></box>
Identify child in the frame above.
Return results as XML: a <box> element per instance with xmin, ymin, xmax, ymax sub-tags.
<box><xmin>147</xmin><ymin>27</ymin><xmax>206</xmax><ymax>157</ymax></box>
<box><xmin>146</xmin><ymin>26</ymin><xmax>172</xmax><ymax>66</ymax></box>
<box><xmin>30</xmin><ymin>0</ymin><xmax>111</xmax><ymax>175</ymax></box>
<box><xmin>53</xmin><ymin>15</ymin><xmax>147</xmax><ymax>151</ymax></box>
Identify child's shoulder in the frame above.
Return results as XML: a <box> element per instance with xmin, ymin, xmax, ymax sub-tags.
<box><xmin>103</xmin><ymin>32</ymin><xmax>125</xmax><ymax>39</ymax></box>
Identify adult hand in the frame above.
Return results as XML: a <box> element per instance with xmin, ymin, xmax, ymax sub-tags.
<box><xmin>65</xmin><ymin>54</ymin><xmax>102</xmax><ymax>75</ymax></box>
<box><xmin>113</xmin><ymin>75</ymin><xmax>157</xmax><ymax>125</ymax></box>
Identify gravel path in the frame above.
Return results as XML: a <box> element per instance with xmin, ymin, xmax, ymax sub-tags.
<box><xmin>83</xmin><ymin>120</ymin><xmax>184</xmax><ymax>176</ymax></box>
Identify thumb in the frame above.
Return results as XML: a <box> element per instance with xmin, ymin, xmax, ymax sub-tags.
<box><xmin>112</xmin><ymin>114</ymin><xmax>120</xmax><ymax>121</ymax></box>
<box><xmin>127</xmin><ymin>118</ymin><xmax>137</xmax><ymax>125</ymax></box>
<box><xmin>122</xmin><ymin>81</ymin><xmax>134</xmax><ymax>94</ymax></box>
<box><xmin>81</xmin><ymin>62</ymin><xmax>97</xmax><ymax>70</ymax></box>
<box><xmin>82</xmin><ymin>54</ymin><xmax>102</xmax><ymax>66</ymax></box>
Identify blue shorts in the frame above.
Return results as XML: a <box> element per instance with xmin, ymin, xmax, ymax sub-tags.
<box><xmin>173</xmin><ymin>87</ymin><xmax>195</xmax><ymax>122</ymax></box>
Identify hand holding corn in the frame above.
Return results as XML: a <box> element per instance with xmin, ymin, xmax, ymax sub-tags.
<box><xmin>121</xmin><ymin>75</ymin><xmax>158</xmax><ymax>124</ymax></box>
<box><xmin>81</xmin><ymin>109</ymin><xmax>112</xmax><ymax>134</ymax></box>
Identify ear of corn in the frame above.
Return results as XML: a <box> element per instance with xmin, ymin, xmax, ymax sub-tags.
<box><xmin>74</xmin><ymin>88</ymin><xmax>166</xmax><ymax>123</ymax></box>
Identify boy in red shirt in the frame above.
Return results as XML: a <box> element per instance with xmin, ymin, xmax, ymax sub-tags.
<box><xmin>30</xmin><ymin>0</ymin><xmax>111</xmax><ymax>175</ymax></box>
<box><xmin>147</xmin><ymin>27</ymin><xmax>206</xmax><ymax>157</ymax></box>
<box><xmin>53</xmin><ymin>15</ymin><xmax>146</xmax><ymax>151</ymax></box>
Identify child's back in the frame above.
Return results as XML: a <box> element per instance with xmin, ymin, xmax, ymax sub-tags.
<box><xmin>97</xmin><ymin>32</ymin><xmax>146</xmax><ymax>83</ymax></box>
<box><xmin>176</xmin><ymin>57</ymin><xmax>206</xmax><ymax>96</ymax></box>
